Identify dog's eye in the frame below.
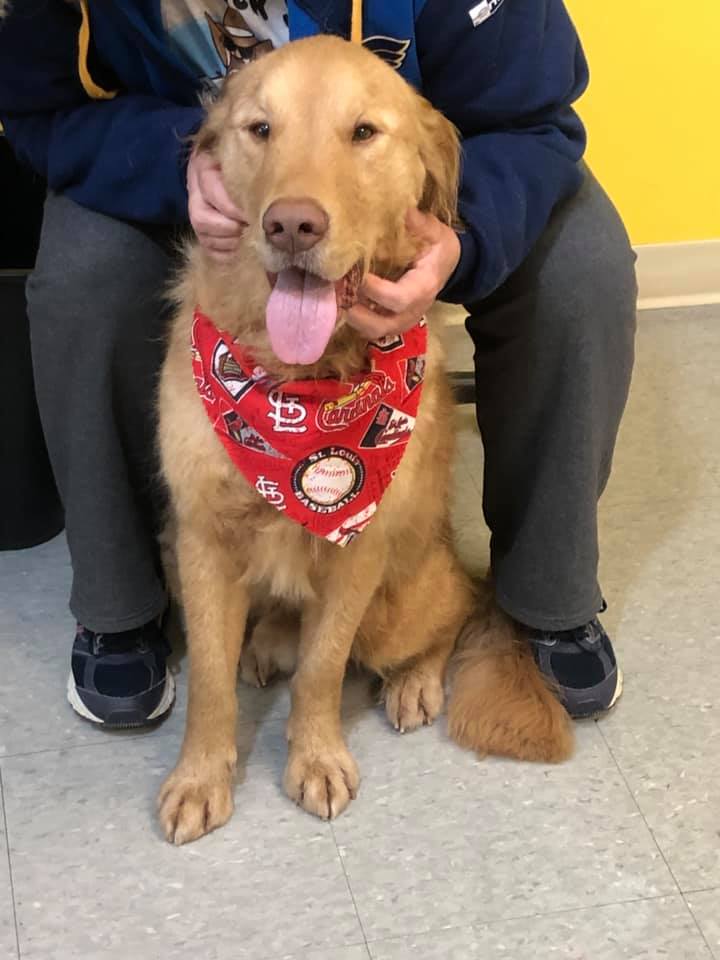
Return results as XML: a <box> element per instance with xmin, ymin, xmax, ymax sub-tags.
<box><xmin>352</xmin><ymin>124</ymin><xmax>377</xmax><ymax>143</ymax></box>
<box><xmin>249</xmin><ymin>121</ymin><xmax>271</xmax><ymax>140</ymax></box>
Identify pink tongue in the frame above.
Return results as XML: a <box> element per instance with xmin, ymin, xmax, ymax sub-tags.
<box><xmin>266</xmin><ymin>268</ymin><xmax>338</xmax><ymax>365</ymax></box>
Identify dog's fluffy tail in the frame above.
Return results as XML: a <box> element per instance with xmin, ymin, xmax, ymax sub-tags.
<box><xmin>447</xmin><ymin>587</ymin><xmax>574</xmax><ymax>763</ymax></box>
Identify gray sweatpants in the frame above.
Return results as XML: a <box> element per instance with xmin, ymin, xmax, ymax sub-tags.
<box><xmin>26</xmin><ymin>169</ymin><xmax>636</xmax><ymax>634</ymax></box>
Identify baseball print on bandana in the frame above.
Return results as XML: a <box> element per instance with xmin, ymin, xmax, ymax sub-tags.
<box><xmin>191</xmin><ymin>309</ymin><xmax>427</xmax><ymax>546</ymax></box>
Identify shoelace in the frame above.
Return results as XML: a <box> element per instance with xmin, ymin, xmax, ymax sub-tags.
<box><xmin>532</xmin><ymin>599</ymin><xmax>608</xmax><ymax>651</ymax></box>
<box><xmin>533</xmin><ymin>616</ymin><xmax>606</xmax><ymax>653</ymax></box>
<box><xmin>76</xmin><ymin>625</ymin><xmax>163</xmax><ymax>657</ymax></box>
<box><xmin>567</xmin><ymin>618</ymin><xmax>604</xmax><ymax>652</ymax></box>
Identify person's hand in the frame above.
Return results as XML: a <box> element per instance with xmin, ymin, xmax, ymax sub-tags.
<box><xmin>187</xmin><ymin>149</ymin><xmax>247</xmax><ymax>261</ymax></box>
<box><xmin>346</xmin><ymin>209</ymin><xmax>461</xmax><ymax>339</ymax></box>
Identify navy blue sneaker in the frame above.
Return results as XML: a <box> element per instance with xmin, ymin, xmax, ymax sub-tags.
<box><xmin>529</xmin><ymin>612</ymin><xmax>623</xmax><ymax>720</ymax></box>
<box><xmin>67</xmin><ymin>620</ymin><xmax>175</xmax><ymax>728</ymax></box>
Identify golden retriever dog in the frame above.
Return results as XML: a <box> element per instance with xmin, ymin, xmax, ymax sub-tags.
<box><xmin>157</xmin><ymin>35</ymin><xmax>572</xmax><ymax>845</ymax></box>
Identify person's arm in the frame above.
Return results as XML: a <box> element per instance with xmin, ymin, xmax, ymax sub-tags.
<box><xmin>417</xmin><ymin>0</ymin><xmax>588</xmax><ymax>305</ymax></box>
<box><xmin>3</xmin><ymin>100</ymin><xmax>204</xmax><ymax>224</ymax></box>
<box><xmin>0</xmin><ymin>3</ymin><xmax>203</xmax><ymax>224</ymax></box>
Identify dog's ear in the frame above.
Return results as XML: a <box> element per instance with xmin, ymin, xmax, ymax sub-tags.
<box><xmin>416</xmin><ymin>98</ymin><xmax>461</xmax><ymax>228</ymax></box>
<box><xmin>194</xmin><ymin>96</ymin><xmax>230</xmax><ymax>155</ymax></box>
<box><xmin>193</xmin><ymin>69</ymin><xmax>249</xmax><ymax>154</ymax></box>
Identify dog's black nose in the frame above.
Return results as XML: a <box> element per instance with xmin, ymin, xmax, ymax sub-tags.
<box><xmin>262</xmin><ymin>198</ymin><xmax>329</xmax><ymax>253</ymax></box>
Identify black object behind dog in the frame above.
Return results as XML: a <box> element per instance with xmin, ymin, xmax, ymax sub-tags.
<box><xmin>0</xmin><ymin>134</ymin><xmax>64</xmax><ymax>549</ymax></box>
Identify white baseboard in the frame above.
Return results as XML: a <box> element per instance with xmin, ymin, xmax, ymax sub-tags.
<box><xmin>635</xmin><ymin>239</ymin><xmax>720</xmax><ymax>310</ymax></box>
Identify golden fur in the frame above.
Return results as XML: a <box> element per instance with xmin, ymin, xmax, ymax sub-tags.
<box><xmin>157</xmin><ymin>36</ymin><xmax>572</xmax><ymax>845</ymax></box>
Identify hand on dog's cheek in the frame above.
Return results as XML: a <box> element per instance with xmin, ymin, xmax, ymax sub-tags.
<box><xmin>346</xmin><ymin>209</ymin><xmax>461</xmax><ymax>338</ymax></box>
<box><xmin>187</xmin><ymin>149</ymin><xmax>248</xmax><ymax>262</ymax></box>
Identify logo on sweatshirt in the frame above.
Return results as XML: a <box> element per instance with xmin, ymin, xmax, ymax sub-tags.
<box><xmin>362</xmin><ymin>36</ymin><xmax>411</xmax><ymax>71</ymax></box>
<box><xmin>468</xmin><ymin>0</ymin><xmax>506</xmax><ymax>27</ymax></box>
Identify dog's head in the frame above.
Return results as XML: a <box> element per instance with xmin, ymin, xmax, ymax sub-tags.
<box><xmin>196</xmin><ymin>35</ymin><xmax>460</xmax><ymax>365</ymax></box>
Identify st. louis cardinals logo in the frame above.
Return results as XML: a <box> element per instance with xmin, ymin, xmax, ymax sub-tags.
<box><xmin>267</xmin><ymin>390</ymin><xmax>308</xmax><ymax>433</ymax></box>
<box><xmin>316</xmin><ymin>371</ymin><xmax>395</xmax><ymax>432</ymax></box>
<box><xmin>255</xmin><ymin>475</ymin><xmax>286</xmax><ymax>509</ymax></box>
<box><xmin>292</xmin><ymin>447</ymin><xmax>365</xmax><ymax>514</ymax></box>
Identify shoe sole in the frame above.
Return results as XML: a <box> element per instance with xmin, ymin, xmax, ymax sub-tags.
<box><xmin>66</xmin><ymin>671</ymin><xmax>176</xmax><ymax>728</ymax></box>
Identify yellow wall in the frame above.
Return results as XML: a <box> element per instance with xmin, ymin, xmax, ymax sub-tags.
<box><xmin>566</xmin><ymin>0</ymin><xmax>720</xmax><ymax>244</ymax></box>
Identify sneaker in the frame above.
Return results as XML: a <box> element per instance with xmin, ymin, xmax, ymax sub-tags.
<box><xmin>529</xmin><ymin>611</ymin><xmax>623</xmax><ymax>719</ymax></box>
<box><xmin>67</xmin><ymin>619</ymin><xmax>176</xmax><ymax>728</ymax></box>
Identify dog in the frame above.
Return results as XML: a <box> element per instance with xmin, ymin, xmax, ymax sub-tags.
<box><xmin>157</xmin><ymin>35</ymin><xmax>572</xmax><ymax>845</ymax></box>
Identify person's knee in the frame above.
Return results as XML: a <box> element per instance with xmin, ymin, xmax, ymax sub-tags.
<box><xmin>27</xmin><ymin>193</ymin><xmax>172</xmax><ymax>340</ymax></box>
<box><xmin>536</xmin><ymin>194</ymin><xmax>637</xmax><ymax>362</ymax></box>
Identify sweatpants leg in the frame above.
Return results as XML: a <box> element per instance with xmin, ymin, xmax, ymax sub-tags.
<box><xmin>464</xmin><ymin>169</ymin><xmax>637</xmax><ymax>631</ymax></box>
<box><xmin>26</xmin><ymin>192</ymin><xmax>176</xmax><ymax>632</ymax></box>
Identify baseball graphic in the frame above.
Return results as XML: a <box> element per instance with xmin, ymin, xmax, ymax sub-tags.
<box><xmin>301</xmin><ymin>456</ymin><xmax>357</xmax><ymax>505</ymax></box>
<box><xmin>292</xmin><ymin>447</ymin><xmax>365</xmax><ymax>512</ymax></box>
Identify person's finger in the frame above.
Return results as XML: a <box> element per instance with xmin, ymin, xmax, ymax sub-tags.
<box><xmin>197</xmin><ymin>234</ymin><xmax>240</xmax><ymax>252</ymax></box>
<box><xmin>360</xmin><ymin>270</ymin><xmax>432</xmax><ymax>314</ymax></box>
<box><xmin>346</xmin><ymin>303</ymin><xmax>418</xmax><ymax>339</ymax></box>
<box><xmin>191</xmin><ymin>204</ymin><xmax>245</xmax><ymax>237</ymax></box>
<box><xmin>405</xmin><ymin>207</ymin><xmax>443</xmax><ymax>243</ymax></box>
<box><xmin>198</xmin><ymin>165</ymin><xmax>246</xmax><ymax>222</ymax></box>
<box><xmin>360</xmin><ymin>273</ymin><xmax>412</xmax><ymax>313</ymax></box>
<box><xmin>345</xmin><ymin>303</ymin><xmax>394</xmax><ymax>339</ymax></box>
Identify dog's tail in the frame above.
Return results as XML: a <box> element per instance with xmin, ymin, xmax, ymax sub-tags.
<box><xmin>446</xmin><ymin>586</ymin><xmax>574</xmax><ymax>763</ymax></box>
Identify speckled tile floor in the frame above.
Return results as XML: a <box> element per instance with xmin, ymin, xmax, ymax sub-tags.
<box><xmin>0</xmin><ymin>305</ymin><xmax>718</xmax><ymax>960</ymax></box>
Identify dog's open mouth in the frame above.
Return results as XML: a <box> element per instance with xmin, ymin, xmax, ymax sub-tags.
<box><xmin>265</xmin><ymin>263</ymin><xmax>362</xmax><ymax>365</ymax></box>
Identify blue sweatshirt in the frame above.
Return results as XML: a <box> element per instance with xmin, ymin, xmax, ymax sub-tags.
<box><xmin>0</xmin><ymin>0</ymin><xmax>589</xmax><ymax>304</ymax></box>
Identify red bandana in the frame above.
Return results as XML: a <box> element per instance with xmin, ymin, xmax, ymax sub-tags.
<box><xmin>191</xmin><ymin>309</ymin><xmax>427</xmax><ymax>546</ymax></box>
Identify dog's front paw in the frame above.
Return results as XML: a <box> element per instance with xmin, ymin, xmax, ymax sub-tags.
<box><xmin>158</xmin><ymin>755</ymin><xmax>236</xmax><ymax>845</ymax></box>
<box><xmin>383</xmin><ymin>664</ymin><xmax>445</xmax><ymax>733</ymax></box>
<box><xmin>283</xmin><ymin>740</ymin><xmax>359</xmax><ymax>820</ymax></box>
